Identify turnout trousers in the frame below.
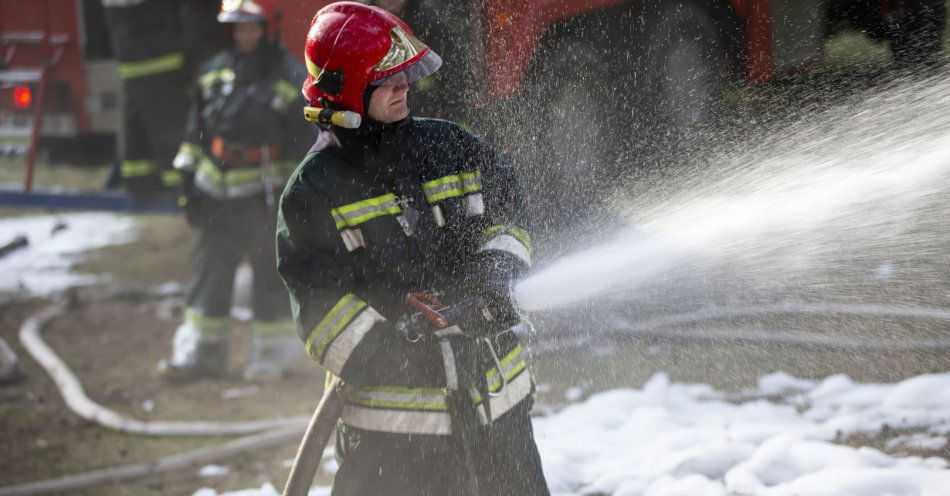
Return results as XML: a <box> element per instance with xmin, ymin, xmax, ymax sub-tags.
<box><xmin>331</xmin><ymin>401</ymin><xmax>550</xmax><ymax>496</ymax></box>
<box><xmin>184</xmin><ymin>195</ymin><xmax>288</xmax><ymax>323</ymax></box>
<box><xmin>120</xmin><ymin>70</ymin><xmax>188</xmax><ymax>205</ymax></box>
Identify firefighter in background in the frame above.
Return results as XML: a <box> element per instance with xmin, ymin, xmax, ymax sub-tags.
<box><xmin>101</xmin><ymin>0</ymin><xmax>223</xmax><ymax>206</ymax></box>
<box><xmin>158</xmin><ymin>0</ymin><xmax>310</xmax><ymax>382</ymax></box>
<box><xmin>277</xmin><ymin>3</ymin><xmax>548</xmax><ymax>494</ymax></box>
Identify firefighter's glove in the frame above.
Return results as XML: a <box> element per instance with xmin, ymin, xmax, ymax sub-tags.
<box><xmin>470</xmin><ymin>252</ymin><xmax>524</xmax><ymax>330</ymax></box>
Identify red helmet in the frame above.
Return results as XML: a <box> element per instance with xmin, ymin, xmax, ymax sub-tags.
<box><xmin>302</xmin><ymin>2</ymin><xmax>441</xmax><ymax>117</ymax></box>
<box><xmin>218</xmin><ymin>0</ymin><xmax>277</xmax><ymax>32</ymax></box>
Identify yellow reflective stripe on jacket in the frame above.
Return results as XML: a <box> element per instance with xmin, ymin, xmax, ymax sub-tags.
<box><xmin>195</xmin><ymin>160</ymin><xmax>264</xmax><ymax>187</ymax></box>
<box><xmin>486</xmin><ymin>344</ymin><xmax>527</xmax><ymax>392</ymax></box>
<box><xmin>184</xmin><ymin>307</ymin><xmax>228</xmax><ymax>333</ymax></box>
<box><xmin>471</xmin><ymin>344</ymin><xmax>527</xmax><ymax>403</ymax></box>
<box><xmin>121</xmin><ymin>159</ymin><xmax>154</xmax><ymax>177</ymax></box>
<box><xmin>199</xmin><ymin>68</ymin><xmax>236</xmax><ymax>89</ymax></box>
<box><xmin>330</xmin><ymin>193</ymin><xmax>401</xmax><ymax>230</ymax></box>
<box><xmin>305</xmin><ymin>294</ymin><xmax>367</xmax><ymax>361</ymax></box>
<box><xmin>483</xmin><ymin>224</ymin><xmax>532</xmax><ymax>254</ymax></box>
<box><xmin>272</xmin><ymin>79</ymin><xmax>299</xmax><ymax>104</ymax></box>
<box><xmin>117</xmin><ymin>52</ymin><xmax>184</xmax><ymax>79</ymax></box>
<box><xmin>348</xmin><ymin>386</ymin><xmax>449</xmax><ymax>412</ymax></box>
<box><xmin>422</xmin><ymin>169</ymin><xmax>481</xmax><ymax>204</ymax></box>
<box><xmin>460</xmin><ymin>169</ymin><xmax>482</xmax><ymax>194</ymax></box>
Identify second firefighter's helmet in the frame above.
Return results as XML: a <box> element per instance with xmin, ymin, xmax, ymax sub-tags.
<box><xmin>218</xmin><ymin>0</ymin><xmax>277</xmax><ymax>31</ymax></box>
<box><xmin>302</xmin><ymin>1</ymin><xmax>441</xmax><ymax>116</ymax></box>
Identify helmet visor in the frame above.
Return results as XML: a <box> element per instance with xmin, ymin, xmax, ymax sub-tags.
<box><xmin>372</xmin><ymin>49</ymin><xmax>442</xmax><ymax>87</ymax></box>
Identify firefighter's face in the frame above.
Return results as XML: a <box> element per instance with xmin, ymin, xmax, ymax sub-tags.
<box><xmin>233</xmin><ymin>22</ymin><xmax>264</xmax><ymax>53</ymax></box>
<box><xmin>368</xmin><ymin>72</ymin><xmax>410</xmax><ymax>123</ymax></box>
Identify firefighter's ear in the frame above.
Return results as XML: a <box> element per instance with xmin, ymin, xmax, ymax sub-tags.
<box><xmin>314</xmin><ymin>68</ymin><xmax>345</xmax><ymax>95</ymax></box>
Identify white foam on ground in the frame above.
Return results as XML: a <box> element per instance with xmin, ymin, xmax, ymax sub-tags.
<box><xmin>0</xmin><ymin>213</ymin><xmax>137</xmax><ymax>296</ymax></box>
<box><xmin>196</xmin><ymin>372</ymin><xmax>950</xmax><ymax>496</ymax></box>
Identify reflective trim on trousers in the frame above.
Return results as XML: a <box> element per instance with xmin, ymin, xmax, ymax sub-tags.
<box><xmin>342</xmin><ymin>404</ymin><xmax>453</xmax><ymax>435</ymax></box>
<box><xmin>184</xmin><ymin>307</ymin><xmax>229</xmax><ymax>334</ymax></box>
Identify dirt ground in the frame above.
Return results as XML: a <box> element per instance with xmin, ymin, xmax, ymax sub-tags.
<box><xmin>2</xmin><ymin>210</ymin><xmax>949</xmax><ymax>495</ymax></box>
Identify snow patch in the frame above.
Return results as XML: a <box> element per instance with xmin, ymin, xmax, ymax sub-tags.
<box><xmin>0</xmin><ymin>213</ymin><xmax>137</xmax><ymax>296</ymax></box>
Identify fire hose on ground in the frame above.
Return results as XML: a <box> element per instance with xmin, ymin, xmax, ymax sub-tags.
<box><xmin>4</xmin><ymin>299</ymin><xmax>950</xmax><ymax>495</ymax></box>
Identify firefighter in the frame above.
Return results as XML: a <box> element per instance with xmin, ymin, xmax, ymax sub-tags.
<box><xmin>277</xmin><ymin>3</ymin><xmax>548</xmax><ymax>494</ymax></box>
<box><xmin>101</xmin><ymin>0</ymin><xmax>223</xmax><ymax>206</ymax></box>
<box><xmin>158</xmin><ymin>0</ymin><xmax>310</xmax><ymax>382</ymax></box>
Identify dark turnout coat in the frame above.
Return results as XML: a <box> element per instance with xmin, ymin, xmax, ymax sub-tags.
<box><xmin>276</xmin><ymin>117</ymin><xmax>548</xmax><ymax>495</ymax></box>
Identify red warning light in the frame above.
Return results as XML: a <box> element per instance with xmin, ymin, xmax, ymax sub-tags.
<box><xmin>13</xmin><ymin>86</ymin><xmax>33</xmax><ymax>109</ymax></box>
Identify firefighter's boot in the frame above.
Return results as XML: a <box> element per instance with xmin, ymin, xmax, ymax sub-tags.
<box><xmin>157</xmin><ymin>321</ymin><xmax>229</xmax><ymax>382</ymax></box>
<box><xmin>242</xmin><ymin>321</ymin><xmax>299</xmax><ymax>381</ymax></box>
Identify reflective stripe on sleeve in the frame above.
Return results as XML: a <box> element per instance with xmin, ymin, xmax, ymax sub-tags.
<box><xmin>422</xmin><ymin>169</ymin><xmax>481</xmax><ymax>204</ymax></box>
<box><xmin>321</xmin><ymin>305</ymin><xmax>385</xmax><ymax>374</ymax></box>
<box><xmin>305</xmin><ymin>294</ymin><xmax>384</xmax><ymax>375</ymax></box>
<box><xmin>331</xmin><ymin>193</ymin><xmax>401</xmax><ymax>228</ymax></box>
<box><xmin>479</xmin><ymin>234</ymin><xmax>531</xmax><ymax>266</ymax></box>
<box><xmin>480</xmin><ymin>224</ymin><xmax>532</xmax><ymax>265</ymax></box>
<box><xmin>117</xmin><ymin>52</ymin><xmax>184</xmax><ymax>79</ymax></box>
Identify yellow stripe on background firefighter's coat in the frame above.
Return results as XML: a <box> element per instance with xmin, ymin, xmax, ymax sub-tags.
<box><xmin>199</xmin><ymin>68</ymin><xmax>235</xmax><ymax>89</ymax></box>
<box><xmin>329</xmin><ymin>194</ymin><xmax>402</xmax><ymax>251</ymax></box>
<box><xmin>118</xmin><ymin>52</ymin><xmax>184</xmax><ymax>79</ymax></box>
<box><xmin>272</xmin><ymin>79</ymin><xmax>300</xmax><ymax>105</ymax></box>
<box><xmin>175</xmin><ymin>142</ymin><xmax>290</xmax><ymax>199</ymax></box>
<box><xmin>120</xmin><ymin>159</ymin><xmax>155</xmax><ymax>178</ymax></box>
<box><xmin>480</xmin><ymin>224</ymin><xmax>532</xmax><ymax>265</ymax></box>
<box><xmin>339</xmin><ymin>344</ymin><xmax>531</xmax><ymax>435</ymax></box>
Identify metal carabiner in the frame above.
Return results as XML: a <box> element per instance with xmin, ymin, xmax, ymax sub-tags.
<box><xmin>482</xmin><ymin>337</ymin><xmax>508</xmax><ymax>397</ymax></box>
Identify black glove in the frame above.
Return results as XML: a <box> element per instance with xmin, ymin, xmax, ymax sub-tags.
<box><xmin>468</xmin><ymin>252</ymin><xmax>524</xmax><ymax>329</ymax></box>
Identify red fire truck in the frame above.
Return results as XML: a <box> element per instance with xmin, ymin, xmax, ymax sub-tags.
<box><xmin>0</xmin><ymin>0</ymin><xmax>942</xmax><ymax>205</ymax></box>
